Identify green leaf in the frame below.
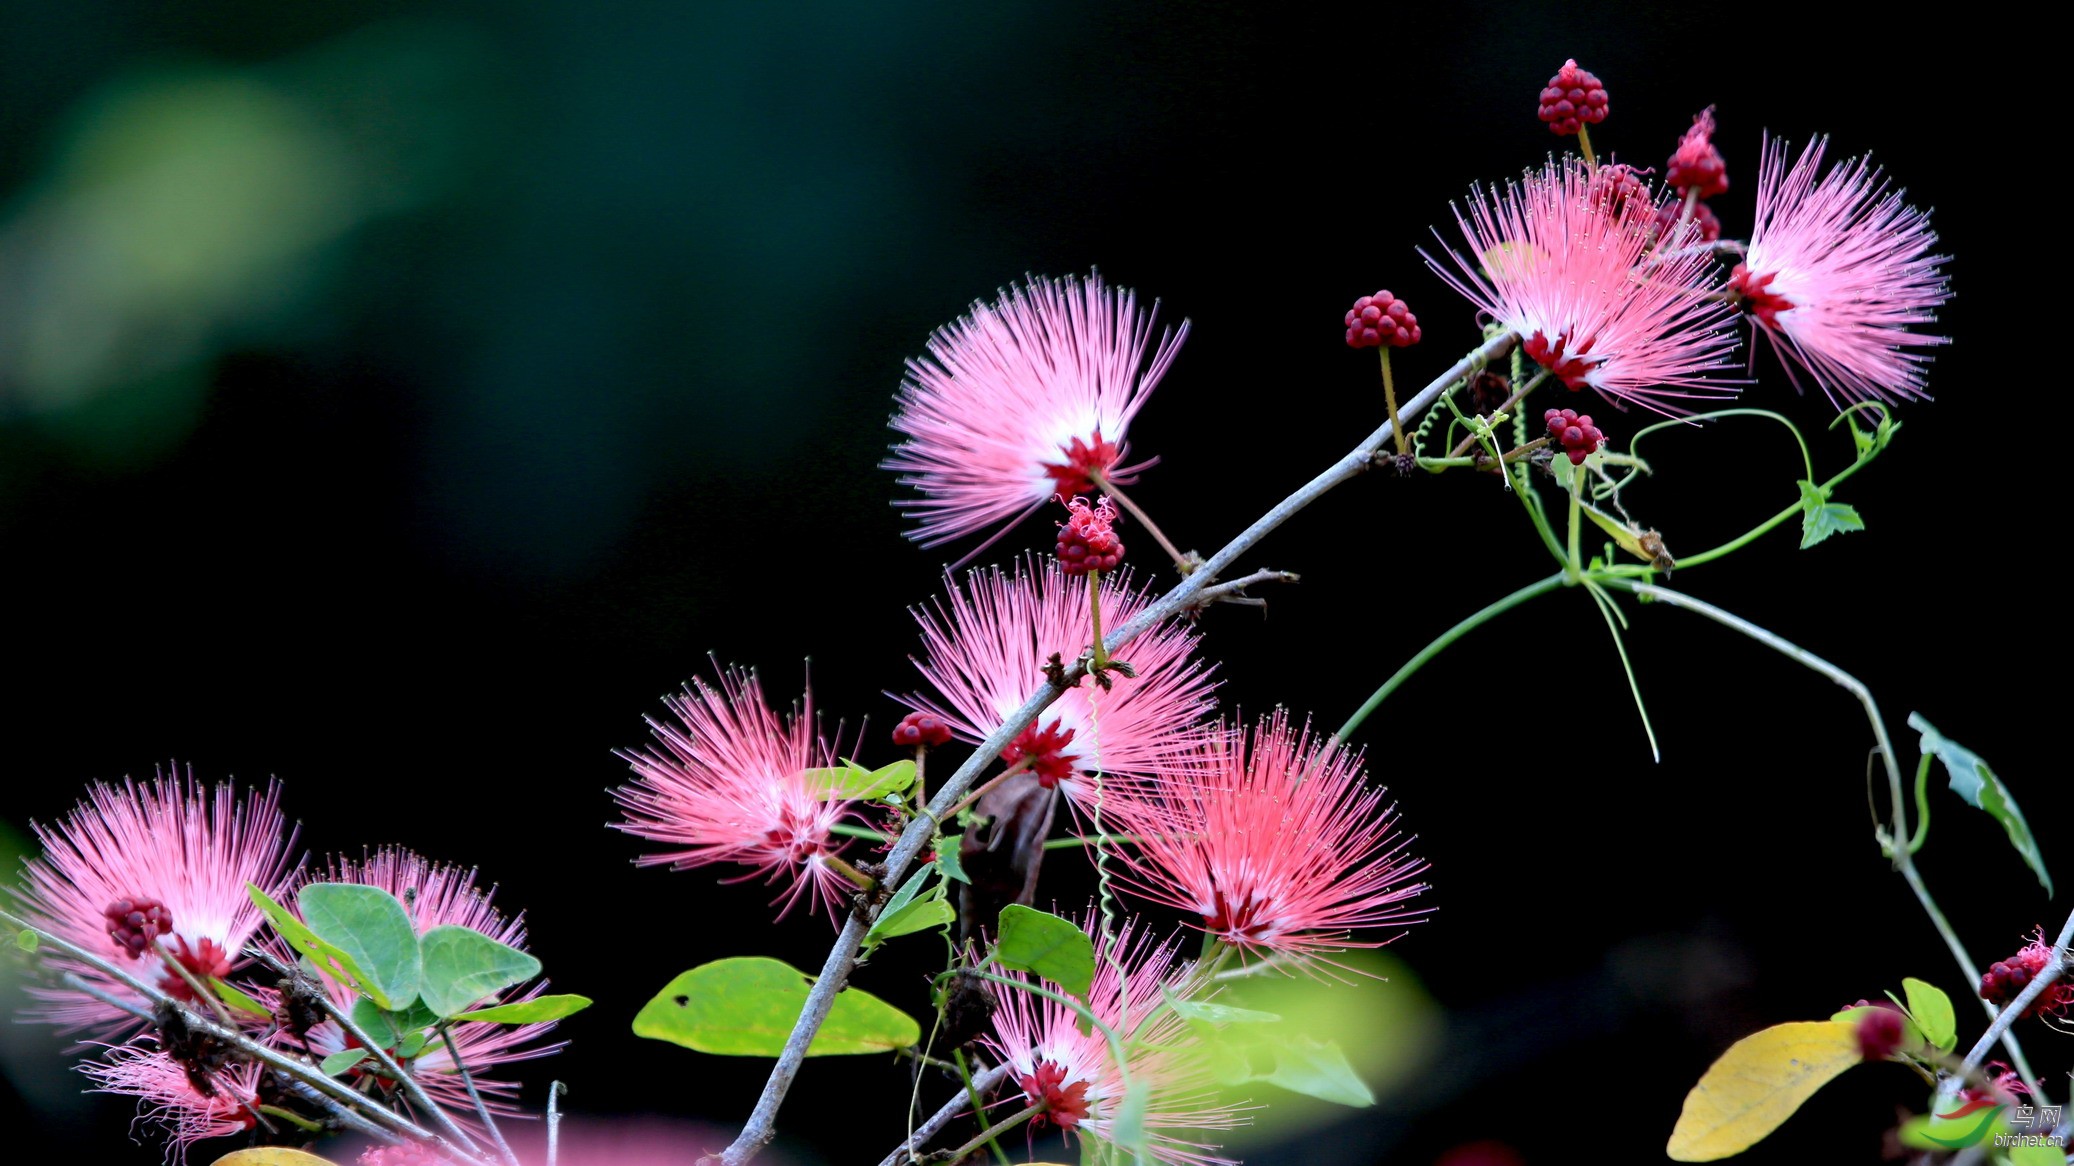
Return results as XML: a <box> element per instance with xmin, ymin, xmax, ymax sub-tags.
<box><xmin>249</xmin><ymin>884</ymin><xmax>377</xmax><ymax>999</ymax></box>
<box><xmin>1261</xmin><ymin>1035</ymin><xmax>1375</xmax><ymax>1108</ymax></box>
<box><xmin>212</xmin><ymin>978</ymin><xmax>272</xmax><ymax>1019</ymax></box>
<box><xmin>863</xmin><ymin>865</ymin><xmax>940</xmax><ymax>950</ymax></box>
<box><xmin>994</xmin><ymin>905</ymin><xmax>1095</xmax><ymax>999</ymax></box>
<box><xmin>298</xmin><ymin>884</ymin><xmax>422</xmax><ymax>1011</ymax></box>
<box><xmin>1902</xmin><ymin>978</ymin><xmax>1957</xmax><ymax>1053</ymax></box>
<box><xmin>1911</xmin><ymin>714</ymin><xmax>2051</xmax><ymax>895</ymax></box>
<box><xmin>632</xmin><ymin>956</ymin><xmax>919</xmax><ymax>1056</ymax></box>
<box><xmin>320</xmin><ymin>1048</ymin><xmax>370</xmax><ymax>1076</ymax></box>
<box><xmin>936</xmin><ymin>839</ymin><xmax>969</xmax><ymax>885</ymax></box>
<box><xmin>16</xmin><ymin>929</ymin><xmax>37</xmax><ymax>953</ymax></box>
<box><xmin>803</xmin><ymin>759</ymin><xmax>916</xmax><ymax>801</ymax></box>
<box><xmin>1797</xmin><ymin>480</ymin><xmax>1865</xmax><ymax>549</ymax></box>
<box><xmin>456</xmin><ymin>994</ymin><xmax>594</xmax><ymax>1024</ymax></box>
<box><xmin>865</xmin><ymin>886</ymin><xmax>952</xmax><ymax>947</ymax></box>
<box><xmin>396</xmin><ymin>1031</ymin><xmax>429</xmax><ymax>1059</ymax></box>
<box><xmin>417</xmin><ymin>925</ymin><xmax>542</xmax><ymax>1019</ymax></box>
<box><xmin>350</xmin><ymin>997</ymin><xmax>437</xmax><ymax>1050</ymax></box>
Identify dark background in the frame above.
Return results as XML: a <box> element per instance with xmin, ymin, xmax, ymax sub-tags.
<box><xmin>1</xmin><ymin>4</ymin><xmax>2053</xmax><ymax>1163</ymax></box>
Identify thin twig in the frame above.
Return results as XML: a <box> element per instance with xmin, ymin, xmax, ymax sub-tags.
<box><xmin>439</xmin><ymin>1025</ymin><xmax>521</xmax><ymax>1166</ymax></box>
<box><xmin>710</xmin><ymin>329</ymin><xmax>1521</xmax><ymax>1165</ymax></box>
<box><xmin>248</xmin><ymin>947</ymin><xmax>491</xmax><ymax>1159</ymax></box>
<box><xmin>0</xmin><ymin>907</ymin><xmax>476</xmax><ymax>1158</ymax></box>
<box><xmin>1185</xmin><ymin>568</ymin><xmax>1299</xmax><ymax>611</ymax></box>
<box><xmin>875</xmin><ymin>1063</ymin><xmax>1013</xmax><ymax>1166</ymax></box>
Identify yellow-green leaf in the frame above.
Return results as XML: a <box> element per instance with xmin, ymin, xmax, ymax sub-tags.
<box><xmin>1902</xmin><ymin>977</ymin><xmax>1957</xmax><ymax>1053</ymax></box>
<box><xmin>1666</xmin><ymin>1020</ymin><xmax>1862</xmax><ymax>1161</ymax></box>
<box><xmin>632</xmin><ymin>956</ymin><xmax>919</xmax><ymax>1056</ymax></box>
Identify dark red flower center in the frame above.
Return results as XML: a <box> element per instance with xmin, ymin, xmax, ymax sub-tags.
<box><xmin>763</xmin><ymin>805</ymin><xmax>827</xmax><ymax>865</ymax></box>
<box><xmin>1004</xmin><ymin>718</ymin><xmax>1079</xmax><ymax>788</ymax></box>
<box><xmin>1523</xmin><ymin>330</ymin><xmax>1599</xmax><ymax>391</ymax></box>
<box><xmin>1043</xmin><ymin>429</ymin><xmax>1121</xmax><ymax>497</ymax></box>
<box><xmin>1020</xmin><ymin>1059</ymin><xmax>1092</xmax><ymax>1129</ymax></box>
<box><xmin>1203</xmin><ymin>887</ymin><xmax>1275</xmax><ymax>944</ymax></box>
<box><xmin>1729</xmin><ymin>264</ymin><xmax>1794</xmax><ymax>328</ymax></box>
<box><xmin>156</xmin><ymin>936</ymin><xmax>236</xmax><ymax>1001</ymax></box>
<box><xmin>103</xmin><ymin>895</ymin><xmax>173</xmax><ymax>958</ymax></box>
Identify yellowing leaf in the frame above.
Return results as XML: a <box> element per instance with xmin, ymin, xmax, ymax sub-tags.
<box><xmin>1667</xmin><ymin>1020</ymin><xmax>1862</xmax><ymax>1161</ymax></box>
<box><xmin>210</xmin><ymin>1150</ymin><xmax>340</xmax><ymax>1166</ymax></box>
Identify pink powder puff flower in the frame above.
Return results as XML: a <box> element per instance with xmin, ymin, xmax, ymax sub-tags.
<box><xmin>285</xmin><ymin>849</ymin><xmax>567</xmax><ymax>1121</ymax></box>
<box><xmin>983</xmin><ymin>915</ymin><xmax>1244</xmax><ymax>1165</ymax></box>
<box><xmin>13</xmin><ymin>768</ymin><xmax>298</xmax><ymax>1034</ymax></box>
<box><xmin>1109</xmin><ymin>710</ymin><xmax>1429</xmax><ymax>966</ymax></box>
<box><xmin>900</xmin><ymin>556</ymin><xmax>1216</xmax><ymax>806</ymax></box>
<box><xmin>79</xmin><ymin>1044</ymin><xmax>262</xmax><ymax>1163</ymax></box>
<box><xmin>1730</xmin><ymin>136</ymin><xmax>1949</xmax><ymax>407</ymax></box>
<box><xmin>1425</xmin><ymin>159</ymin><xmax>1741</xmax><ymax>415</ymax></box>
<box><xmin>613</xmin><ymin>667</ymin><xmax>860</xmax><ymax>923</ymax></box>
<box><xmin>883</xmin><ymin>272</ymin><xmax>1188</xmax><ymax>551</ymax></box>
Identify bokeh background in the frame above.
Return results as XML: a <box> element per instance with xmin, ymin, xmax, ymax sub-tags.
<box><xmin>1</xmin><ymin>4</ymin><xmax>2052</xmax><ymax>1164</ymax></box>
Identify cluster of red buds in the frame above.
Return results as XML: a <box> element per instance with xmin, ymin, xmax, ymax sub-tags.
<box><xmin>1538</xmin><ymin>59</ymin><xmax>1607</xmax><ymax>136</ymax></box>
<box><xmin>1344</xmin><ymin>290</ymin><xmax>1421</xmax><ymax>349</ymax></box>
<box><xmin>1658</xmin><ymin>107</ymin><xmax>1727</xmax><ymax>243</ymax></box>
<box><xmin>1056</xmin><ymin>495</ymin><xmax>1124</xmax><ymax>575</ymax></box>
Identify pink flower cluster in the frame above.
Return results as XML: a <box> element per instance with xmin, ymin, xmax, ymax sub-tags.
<box><xmin>13</xmin><ymin>770</ymin><xmax>563</xmax><ymax>1161</ymax></box>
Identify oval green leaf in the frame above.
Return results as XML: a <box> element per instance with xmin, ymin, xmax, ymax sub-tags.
<box><xmin>632</xmin><ymin>956</ymin><xmax>919</xmax><ymax>1056</ymax></box>
<box><xmin>297</xmin><ymin>883</ymin><xmax>422</xmax><ymax>1011</ymax></box>
<box><xmin>994</xmin><ymin>904</ymin><xmax>1094</xmax><ymax>999</ymax></box>
<box><xmin>16</xmin><ymin>929</ymin><xmax>37</xmax><ymax>953</ymax></box>
<box><xmin>456</xmin><ymin>994</ymin><xmax>594</xmax><ymax>1024</ymax></box>
<box><xmin>1902</xmin><ymin>977</ymin><xmax>1957</xmax><ymax>1053</ymax></box>
<box><xmin>418</xmin><ymin>925</ymin><xmax>542</xmax><ymax>1019</ymax></box>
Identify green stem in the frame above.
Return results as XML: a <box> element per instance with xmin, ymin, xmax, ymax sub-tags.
<box><xmin>945</xmin><ymin>1102</ymin><xmax>1043</xmax><ymax>1164</ymax></box>
<box><xmin>256</xmin><ymin>1105</ymin><xmax>324</xmax><ymax>1133</ymax></box>
<box><xmin>831</xmin><ymin>823</ymin><xmax>895</xmax><ymax>844</ymax></box>
<box><xmin>1089</xmin><ymin>570</ymin><xmax>1110</xmax><ymax>670</ymax></box>
<box><xmin>1630</xmin><ymin>444</ymin><xmax>1878</xmax><ymax>573</ymax></box>
<box><xmin>1599</xmin><ymin>577</ymin><xmax>2044</xmax><ymax>1097</ymax></box>
<box><xmin>1565</xmin><ymin>462</ymin><xmax>1583</xmax><ymax>580</ymax></box>
<box><xmin>1577</xmin><ymin>123</ymin><xmax>1596</xmax><ymax>168</ymax></box>
<box><xmin>1381</xmin><ymin>347</ymin><xmax>1408</xmax><ymax>456</ymax></box>
<box><xmin>1906</xmin><ymin>753</ymin><xmax>1932</xmax><ymax>855</ymax></box>
<box><xmin>962</xmin><ymin>969</ymin><xmax>1135</xmax><ymax>1083</ymax></box>
<box><xmin>954</xmin><ymin>1048</ymin><xmax>1012</xmax><ymax>1166</ymax></box>
<box><xmin>1043</xmin><ymin>832</ymin><xmax>1143</xmax><ymax>851</ymax></box>
<box><xmin>1337</xmin><ymin>572</ymin><xmax>1568</xmax><ymax>739</ymax></box>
